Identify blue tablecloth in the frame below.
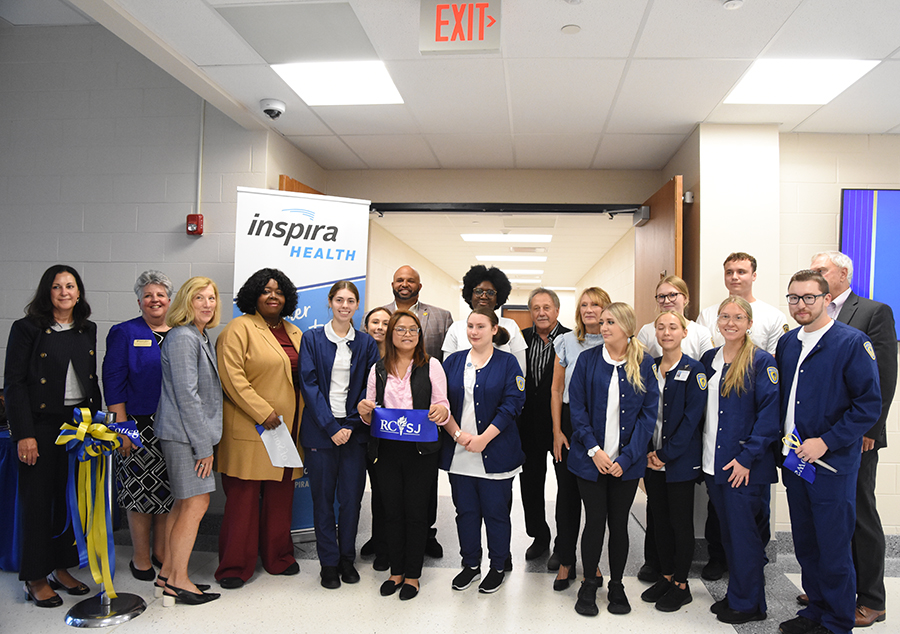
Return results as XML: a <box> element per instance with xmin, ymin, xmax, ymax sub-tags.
<box><xmin>0</xmin><ymin>430</ymin><xmax>22</xmax><ymax>571</ymax></box>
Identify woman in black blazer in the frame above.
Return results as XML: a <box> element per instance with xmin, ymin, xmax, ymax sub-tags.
<box><xmin>4</xmin><ymin>265</ymin><xmax>100</xmax><ymax>607</ymax></box>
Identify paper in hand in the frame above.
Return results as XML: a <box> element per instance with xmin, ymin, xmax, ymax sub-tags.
<box><xmin>255</xmin><ymin>416</ymin><xmax>303</xmax><ymax>468</ymax></box>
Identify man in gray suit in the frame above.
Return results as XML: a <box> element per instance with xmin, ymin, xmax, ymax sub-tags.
<box><xmin>807</xmin><ymin>251</ymin><xmax>897</xmax><ymax>627</ymax></box>
<box><xmin>383</xmin><ymin>264</ymin><xmax>454</xmax><ymax>558</ymax></box>
<box><xmin>384</xmin><ymin>265</ymin><xmax>454</xmax><ymax>361</ymax></box>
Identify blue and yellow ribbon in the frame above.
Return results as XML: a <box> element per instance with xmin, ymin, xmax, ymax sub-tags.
<box><xmin>56</xmin><ymin>408</ymin><xmax>121</xmax><ymax>598</ymax></box>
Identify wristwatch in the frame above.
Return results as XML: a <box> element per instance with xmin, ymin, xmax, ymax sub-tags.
<box><xmin>454</xmin><ymin>430</ymin><xmax>462</xmax><ymax>440</ymax></box>
<box><xmin>587</xmin><ymin>445</ymin><xmax>600</xmax><ymax>458</ymax></box>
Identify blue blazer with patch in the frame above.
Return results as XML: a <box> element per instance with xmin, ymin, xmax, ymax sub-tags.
<box><xmin>650</xmin><ymin>354</ymin><xmax>708</xmax><ymax>482</ymax></box>
<box><xmin>567</xmin><ymin>345</ymin><xmax>659</xmax><ymax>482</ymax></box>
<box><xmin>700</xmin><ymin>347</ymin><xmax>780</xmax><ymax>485</ymax></box>
<box><xmin>441</xmin><ymin>349</ymin><xmax>526</xmax><ymax>474</ymax></box>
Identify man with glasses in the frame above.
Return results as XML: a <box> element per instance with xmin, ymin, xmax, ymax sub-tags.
<box><xmin>518</xmin><ymin>288</ymin><xmax>570</xmax><ymax>560</ymax></box>
<box><xmin>697</xmin><ymin>252</ymin><xmax>789</xmax><ymax>354</ymax></box>
<box><xmin>802</xmin><ymin>252</ymin><xmax>896</xmax><ymax>628</ymax></box>
<box><xmin>776</xmin><ymin>270</ymin><xmax>881</xmax><ymax>634</ymax></box>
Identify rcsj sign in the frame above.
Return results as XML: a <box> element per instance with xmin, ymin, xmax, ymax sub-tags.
<box><xmin>420</xmin><ymin>0</ymin><xmax>501</xmax><ymax>53</ymax></box>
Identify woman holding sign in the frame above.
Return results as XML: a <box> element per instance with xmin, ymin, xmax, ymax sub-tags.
<box><xmin>699</xmin><ymin>297</ymin><xmax>779</xmax><ymax>625</ymax></box>
<box><xmin>358</xmin><ymin>310</ymin><xmax>449</xmax><ymax>600</ymax></box>
<box><xmin>299</xmin><ymin>281</ymin><xmax>379</xmax><ymax>590</ymax></box>
<box><xmin>214</xmin><ymin>268</ymin><xmax>304</xmax><ymax>589</ymax></box>
<box><xmin>441</xmin><ymin>307</ymin><xmax>526</xmax><ymax>595</ymax></box>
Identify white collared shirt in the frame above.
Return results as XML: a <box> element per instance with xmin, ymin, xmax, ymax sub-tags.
<box><xmin>602</xmin><ymin>346</ymin><xmax>625</xmax><ymax>462</ymax></box>
<box><xmin>324</xmin><ymin>320</ymin><xmax>355</xmax><ymax>419</ymax></box>
<box><xmin>828</xmin><ymin>287</ymin><xmax>851</xmax><ymax>320</ymax></box>
<box><xmin>782</xmin><ymin>319</ymin><xmax>834</xmax><ymax>454</ymax></box>
<box><xmin>702</xmin><ymin>349</ymin><xmax>725</xmax><ymax>476</ymax></box>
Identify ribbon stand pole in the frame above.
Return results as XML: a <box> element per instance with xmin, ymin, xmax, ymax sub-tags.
<box><xmin>65</xmin><ymin>412</ymin><xmax>146</xmax><ymax>628</ymax></box>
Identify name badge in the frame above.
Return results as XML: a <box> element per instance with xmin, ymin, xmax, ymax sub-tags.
<box><xmin>133</xmin><ymin>339</ymin><xmax>152</xmax><ymax>347</ymax></box>
<box><xmin>674</xmin><ymin>370</ymin><xmax>690</xmax><ymax>382</ymax></box>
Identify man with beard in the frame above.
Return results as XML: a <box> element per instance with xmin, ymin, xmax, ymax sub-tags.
<box><xmin>384</xmin><ymin>265</ymin><xmax>453</xmax><ymax>361</ymax></box>
<box><xmin>776</xmin><ymin>270</ymin><xmax>881</xmax><ymax>634</ymax></box>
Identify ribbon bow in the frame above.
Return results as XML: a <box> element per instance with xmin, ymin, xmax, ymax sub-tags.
<box><xmin>56</xmin><ymin>408</ymin><xmax>121</xmax><ymax>598</ymax></box>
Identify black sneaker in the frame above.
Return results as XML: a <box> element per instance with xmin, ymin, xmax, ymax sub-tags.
<box><xmin>778</xmin><ymin>615</ymin><xmax>819</xmax><ymax>634</ymax></box>
<box><xmin>607</xmin><ymin>580</ymin><xmax>631</xmax><ymax>615</ymax></box>
<box><xmin>655</xmin><ymin>583</ymin><xmax>692</xmax><ymax>612</ymax></box>
<box><xmin>637</xmin><ymin>563</ymin><xmax>660</xmax><ymax>583</ymax></box>
<box><xmin>710</xmin><ymin>597</ymin><xmax>729</xmax><ymax>614</ymax></box>
<box><xmin>320</xmin><ymin>565</ymin><xmax>341</xmax><ymax>589</ymax></box>
<box><xmin>339</xmin><ymin>559</ymin><xmax>360</xmax><ymax>584</ymax></box>
<box><xmin>640</xmin><ymin>578</ymin><xmax>672</xmax><ymax>603</ymax></box>
<box><xmin>451</xmin><ymin>567</ymin><xmax>481</xmax><ymax>591</ymax></box>
<box><xmin>478</xmin><ymin>569</ymin><xmax>504</xmax><ymax>594</ymax></box>
<box><xmin>701</xmin><ymin>558</ymin><xmax>727</xmax><ymax>581</ymax></box>
<box><xmin>574</xmin><ymin>578</ymin><xmax>599</xmax><ymax>617</ymax></box>
<box><xmin>717</xmin><ymin>606</ymin><xmax>766</xmax><ymax>624</ymax></box>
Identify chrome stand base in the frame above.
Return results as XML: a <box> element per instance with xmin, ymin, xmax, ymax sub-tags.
<box><xmin>65</xmin><ymin>593</ymin><xmax>146</xmax><ymax>628</ymax></box>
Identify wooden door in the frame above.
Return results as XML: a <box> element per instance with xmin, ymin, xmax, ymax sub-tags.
<box><xmin>634</xmin><ymin>176</ymin><xmax>683</xmax><ymax>327</ymax></box>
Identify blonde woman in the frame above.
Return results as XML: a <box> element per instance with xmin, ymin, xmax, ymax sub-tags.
<box><xmin>154</xmin><ymin>276</ymin><xmax>222</xmax><ymax>606</ymax></box>
<box><xmin>567</xmin><ymin>303</ymin><xmax>659</xmax><ymax>617</ymax></box>
<box><xmin>700</xmin><ymin>297</ymin><xmax>779</xmax><ymax>625</ymax></box>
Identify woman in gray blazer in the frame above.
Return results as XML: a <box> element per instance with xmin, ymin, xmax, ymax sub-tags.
<box><xmin>153</xmin><ymin>276</ymin><xmax>223</xmax><ymax>607</ymax></box>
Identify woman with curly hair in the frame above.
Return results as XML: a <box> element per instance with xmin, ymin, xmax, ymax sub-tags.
<box><xmin>214</xmin><ymin>268</ymin><xmax>304</xmax><ymax>589</ymax></box>
<box><xmin>441</xmin><ymin>265</ymin><xmax>527</xmax><ymax>373</ymax></box>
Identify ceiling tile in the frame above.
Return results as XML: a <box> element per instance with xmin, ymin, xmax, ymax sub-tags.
<box><xmin>388</xmin><ymin>59</ymin><xmax>510</xmax><ymax>134</ymax></box>
<box><xmin>607</xmin><ymin>59</ymin><xmax>751</xmax><ymax>134</ymax></box>
<box><xmin>0</xmin><ymin>0</ymin><xmax>92</xmax><ymax>25</ymax></box>
<box><xmin>311</xmin><ymin>104</ymin><xmax>421</xmax><ymax>136</ymax></box>
<box><xmin>593</xmin><ymin>134</ymin><xmax>687</xmax><ymax>169</ymax></box>
<box><xmin>286</xmin><ymin>135</ymin><xmax>368</xmax><ymax>171</ymax></box>
<box><xmin>341</xmin><ymin>135</ymin><xmax>440</xmax><ymax>169</ymax></box>
<box><xmin>425</xmin><ymin>134</ymin><xmax>515</xmax><ymax>169</ymax></box>
<box><xmin>117</xmin><ymin>0</ymin><xmax>263</xmax><ymax>66</ymax></box>
<box><xmin>636</xmin><ymin>0</ymin><xmax>802</xmax><ymax>59</ymax></box>
<box><xmin>513</xmin><ymin>134</ymin><xmax>601</xmax><ymax>169</ymax></box>
<box><xmin>507</xmin><ymin>59</ymin><xmax>625</xmax><ymax>134</ymax></box>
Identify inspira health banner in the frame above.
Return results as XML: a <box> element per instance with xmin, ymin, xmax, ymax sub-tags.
<box><xmin>233</xmin><ymin>186</ymin><xmax>371</xmax><ymax>533</ymax></box>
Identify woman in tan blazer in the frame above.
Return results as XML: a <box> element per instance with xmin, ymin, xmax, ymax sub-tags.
<box><xmin>214</xmin><ymin>269</ymin><xmax>304</xmax><ymax>589</ymax></box>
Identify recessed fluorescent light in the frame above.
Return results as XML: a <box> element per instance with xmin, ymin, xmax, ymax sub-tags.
<box><xmin>503</xmin><ymin>269</ymin><xmax>544</xmax><ymax>275</ymax></box>
<box><xmin>724</xmin><ymin>59</ymin><xmax>879</xmax><ymax>105</ymax></box>
<box><xmin>508</xmin><ymin>278</ymin><xmax>542</xmax><ymax>285</ymax></box>
<box><xmin>547</xmin><ymin>287</ymin><xmax>577</xmax><ymax>292</ymax></box>
<box><xmin>461</xmin><ymin>234</ymin><xmax>552</xmax><ymax>243</ymax></box>
<box><xmin>476</xmin><ymin>255</ymin><xmax>548</xmax><ymax>262</ymax></box>
<box><xmin>272</xmin><ymin>61</ymin><xmax>403</xmax><ymax>106</ymax></box>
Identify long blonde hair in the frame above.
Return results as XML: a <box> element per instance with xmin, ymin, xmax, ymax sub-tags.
<box><xmin>166</xmin><ymin>276</ymin><xmax>220</xmax><ymax>329</ymax></box>
<box><xmin>718</xmin><ymin>296</ymin><xmax>756</xmax><ymax>397</ymax></box>
<box><xmin>603</xmin><ymin>302</ymin><xmax>646</xmax><ymax>393</ymax></box>
<box><xmin>575</xmin><ymin>286</ymin><xmax>611</xmax><ymax>343</ymax></box>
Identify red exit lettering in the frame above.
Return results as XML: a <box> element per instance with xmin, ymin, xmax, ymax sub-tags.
<box><xmin>434</xmin><ymin>3</ymin><xmax>496</xmax><ymax>43</ymax></box>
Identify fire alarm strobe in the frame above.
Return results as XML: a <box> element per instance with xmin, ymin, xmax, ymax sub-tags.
<box><xmin>186</xmin><ymin>214</ymin><xmax>203</xmax><ymax>235</ymax></box>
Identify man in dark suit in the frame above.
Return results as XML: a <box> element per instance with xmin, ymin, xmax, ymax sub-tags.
<box><xmin>809</xmin><ymin>251</ymin><xmax>897</xmax><ymax>628</ymax></box>
<box><xmin>519</xmin><ymin>288</ymin><xmax>570</xmax><ymax>559</ymax></box>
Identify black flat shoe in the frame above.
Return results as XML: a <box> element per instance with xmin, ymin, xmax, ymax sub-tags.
<box><xmin>424</xmin><ymin>536</ymin><xmax>443</xmax><ymax>559</ymax></box>
<box><xmin>47</xmin><ymin>573</ymin><xmax>90</xmax><ymax>596</ymax></box>
<box><xmin>24</xmin><ymin>583</ymin><xmax>63</xmax><ymax>608</ymax></box>
<box><xmin>360</xmin><ymin>539</ymin><xmax>376</xmax><ymax>557</ymax></box>
<box><xmin>399</xmin><ymin>583</ymin><xmax>419</xmax><ymax>601</ymax></box>
<box><xmin>339</xmin><ymin>559</ymin><xmax>360</xmax><ymax>584</ymax></box>
<box><xmin>277</xmin><ymin>562</ymin><xmax>300</xmax><ymax>576</ymax></box>
<box><xmin>380</xmin><ymin>579</ymin><xmax>402</xmax><ymax>596</ymax></box>
<box><xmin>130</xmin><ymin>560</ymin><xmax>156</xmax><ymax>581</ymax></box>
<box><xmin>525</xmin><ymin>539</ymin><xmax>549</xmax><ymax>561</ymax></box>
<box><xmin>373</xmin><ymin>554</ymin><xmax>390</xmax><ymax>571</ymax></box>
<box><xmin>321</xmin><ymin>566</ymin><xmax>341</xmax><ymax>589</ymax></box>
<box><xmin>162</xmin><ymin>583</ymin><xmax>220</xmax><ymax>606</ymax></box>
<box><xmin>218</xmin><ymin>577</ymin><xmax>244</xmax><ymax>589</ymax></box>
<box><xmin>553</xmin><ymin>564</ymin><xmax>577</xmax><ymax>591</ymax></box>
<box><xmin>717</xmin><ymin>606</ymin><xmax>766</xmax><ymax>624</ymax></box>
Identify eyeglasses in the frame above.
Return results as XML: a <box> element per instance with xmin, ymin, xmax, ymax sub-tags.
<box><xmin>655</xmin><ymin>292</ymin><xmax>683</xmax><ymax>303</ymax></box>
<box><xmin>717</xmin><ymin>314</ymin><xmax>749</xmax><ymax>324</ymax></box>
<box><xmin>472</xmin><ymin>288</ymin><xmax>497</xmax><ymax>298</ymax></box>
<box><xmin>394</xmin><ymin>327</ymin><xmax>421</xmax><ymax>335</ymax></box>
<box><xmin>786</xmin><ymin>293</ymin><xmax>827</xmax><ymax>305</ymax></box>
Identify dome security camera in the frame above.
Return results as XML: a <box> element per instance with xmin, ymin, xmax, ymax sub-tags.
<box><xmin>260</xmin><ymin>98</ymin><xmax>285</xmax><ymax>120</ymax></box>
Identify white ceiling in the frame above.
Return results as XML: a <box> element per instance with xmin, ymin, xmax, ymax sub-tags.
<box><xmin>4</xmin><ymin>0</ymin><xmax>900</xmax><ymax>288</ymax></box>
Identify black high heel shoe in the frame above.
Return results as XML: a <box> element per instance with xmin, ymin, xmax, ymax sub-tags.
<box><xmin>553</xmin><ymin>564</ymin><xmax>577</xmax><ymax>591</ymax></box>
<box><xmin>155</xmin><ymin>574</ymin><xmax>210</xmax><ymax>597</ymax></box>
<box><xmin>162</xmin><ymin>583</ymin><xmax>220</xmax><ymax>607</ymax></box>
<box><xmin>24</xmin><ymin>582</ymin><xmax>63</xmax><ymax>608</ymax></box>
<box><xmin>47</xmin><ymin>573</ymin><xmax>90</xmax><ymax>596</ymax></box>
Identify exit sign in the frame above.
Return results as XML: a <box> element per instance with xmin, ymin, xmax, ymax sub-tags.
<box><xmin>420</xmin><ymin>1</ymin><xmax>501</xmax><ymax>54</ymax></box>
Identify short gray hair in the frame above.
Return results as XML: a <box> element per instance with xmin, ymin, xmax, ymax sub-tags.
<box><xmin>813</xmin><ymin>251</ymin><xmax>854</xmax><ymax>284</ymax></box>
<box><xmin>528</xmin><ymin>287</ymin><xmax>560</xmax><ymax>309</ymax></box>
<box><xmin>134</xmin><ymin>270</ymin><xmax>174</xmax><ymax>299</ymax></box>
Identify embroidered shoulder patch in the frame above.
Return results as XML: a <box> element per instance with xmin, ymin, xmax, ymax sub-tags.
<box><xmin>864</xmin><ymin>341</ymin><xmax>876</xmax><ymax>360</ymax></box>
<box><xmin>516</xmin><ymin>376</ymin><xmax>525</xmax><ymax>391</ymax></box>
<box><xmin>783</xmin><ymin>324</ymin><xmax>790</xmax><ymax>333</ymax></box>
<box><xmin>767</xmin><ymin>367</ymin><xmax>779</xmax><ymax>385</ymax></box>
<box><xmin>697</xmin><ymin>373</ymin><xmax>708</xmax><ymax>390</ymax></box>
<box><xmin>652</xmin><ymin>363</ymin><xmax>659</xmax><ymax>380</ymax></box>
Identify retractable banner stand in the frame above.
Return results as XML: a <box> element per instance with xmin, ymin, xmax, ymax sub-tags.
<box><xmin>234</xmin><ymin>187</ymin><xmax>371</xmax><ymax>533</ymax></box>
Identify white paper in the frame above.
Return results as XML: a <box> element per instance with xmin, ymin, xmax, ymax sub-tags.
<box><xmin>258</xmin><ymin>416</ymin><xmax>303</xmax><ymax>468</ymax></box>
